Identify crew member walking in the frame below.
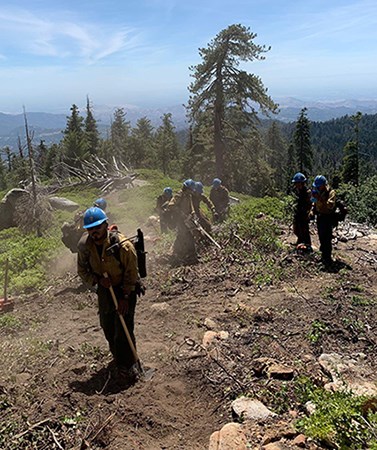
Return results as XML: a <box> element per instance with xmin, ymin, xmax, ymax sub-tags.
<box><xmin>77</xmin><ymin>206</ymin><xmax>140</xmax><ymax>383</ymax></box>
<box><xmin>311</xmin><ymin>175</ymin><xmax>336</xmax><ymax>266</ymax></box>
<box><xmin>291</xmin><ymin>172</ymin><xmax>312</xmax><ymax>251</ymax></box>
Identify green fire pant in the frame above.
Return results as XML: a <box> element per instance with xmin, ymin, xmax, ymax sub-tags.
<box><xmin>97</xmin><ymin>285</ymin><xmax>137</xmax><ymax>370</ymax></box>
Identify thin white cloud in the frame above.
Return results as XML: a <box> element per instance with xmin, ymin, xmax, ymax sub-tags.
<box><xmin>0</xmin><ymin>7</ymin><xmax>142</xmax><ymax>63</ymax></box>
<box><xmin>289</xmin><ymin>1</ymin><xmax>377</xmax><ymax>43</ymax></box>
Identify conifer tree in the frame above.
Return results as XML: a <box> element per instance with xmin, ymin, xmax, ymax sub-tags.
<box><xmin>293</xmin><ymin>107</ymin><xmax>312</xmax><ymax>174</ymax></box>
<box><xmin>84</xmin><ymin>96</ymin><xmax>100</xmax><ymax>155</ymax></box>
<box><xmin>342</xmin><ymin>141</ymin><xmax>359</xmax><ymax>185</ymax></box>
<box><xmin>342</xmin><ymin>112</ymin><xmax>362</xmax><ymax>186</ymax></box>
<box><xmin>2</xmin><ymin>146</ymin><xmax>12</xmax><ymax>171</ymax></box>
<box><xmin>43</xmin><ymin>143</ymin><xmax>61</xmax><ymax>179</ymax></box>
<box><xmin>62</xmin><ymin>104</ymin><xmax>86</xmax><ymax>167</ymax></box>
<box><xmin>155</xmin><ymin>113</ymin><xmax>180</xmax><ymax>175</ymax></box>
<box><xmin>35</xmin><ymin>140</ymin><xmax>48</xmax><ymax>177</ymax></box>
<box><xmin>110</xmin><ymin>108</ymin><xmax>131</xmax><ymax>164</ymax></box>
<box><xmin>130</xmin><ymin>117</ymin><xmax>155</xmax><ymax>167</ymax></box>
<box><xmin>188</xmin><ymin>24</ymin><xmax>277</xmax><ymax>183</ymax></box>
<box><xmin>286</xmin><ymin>143</ymin><xmax>296</xmax><ymax>193</ymax></box>
<box><xmin>0</xmin><ymin>158</ymin><xmax>7</xmax><ymax>189</ymax></box>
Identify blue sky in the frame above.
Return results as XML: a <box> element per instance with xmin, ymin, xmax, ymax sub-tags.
<box><xmin>0</xmin><ymin>0</ymin><xmax>376</xmax><ymax>113</ymax></box>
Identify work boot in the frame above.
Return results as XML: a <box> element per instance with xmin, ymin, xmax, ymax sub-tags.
<box><xmin>320</xmin><ymin>257</ymin><xmax>334</xmax><ymax>272</ymax></box>
<box><xmin>115</xmin><ymin>367</ymin><xmax>138</xmax><ymax>386</ymax></box>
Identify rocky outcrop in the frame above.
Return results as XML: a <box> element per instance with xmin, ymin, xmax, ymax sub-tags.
<box><xmin>318</xmin><ymin>352</ymin><xmax>377</xmax><ymax>396</ymax></box>
<box><xmin>0</xmin><ymin>188</ymin><xmax>30</xmax><ymax>230</ymax></box>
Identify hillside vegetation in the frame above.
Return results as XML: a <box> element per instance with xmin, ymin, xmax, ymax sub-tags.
<box><xmin>0</xmin><ymin>170</ymin><xmax>376</xmax><ymax>449</ymax></box>
<box><xmin>0</xmin><ymin>22</ymin><xmax>376</xmax><ymax>448</ymax></box>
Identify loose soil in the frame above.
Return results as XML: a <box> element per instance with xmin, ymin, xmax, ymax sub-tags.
<box><xmin>1</xmin><ymin>192</ymin><xmax>376</xmax><ymax>450</ymax></box>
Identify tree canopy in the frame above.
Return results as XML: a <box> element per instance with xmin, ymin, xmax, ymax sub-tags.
<box><xmin>187</xmin><ymin>24</ymin><xmax>278</xmax><ymax>185</ymax></box>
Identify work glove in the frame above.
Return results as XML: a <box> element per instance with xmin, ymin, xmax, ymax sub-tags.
<box><xmin>118</xmin><ymin>296</ymin><xmax>129</xmax><ymax>315</ymax></box>
<box><xmin>136</xmin><ymin>280</ymin><xmax>146</xmax><ymax>297</ymax></box>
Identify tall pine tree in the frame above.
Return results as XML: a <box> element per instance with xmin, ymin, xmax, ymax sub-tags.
<box><xmin>130</xmin><ymin>117</ymin><xmax>155</xmax><ymax>168</ymax></box>
<box><xmin>188</xmin><ymin>24</ymin><xmax>277</xmax><ymax>184</ymax></box>
<box><xmin>110</xmin><ymin>108</ymin><xmax>131</xmax><ymax>164</ymax></box>
<box><xmin>293</xmin><ymin>107</ymin><xmax>312</xmax><ymax>175</ymax></box>
<box><xmin>62</xmin><ymin>104</ymin><xmax>86</xmax><ymax>167</ymax></box>
<box><xmin>84</xmin><ymin>96</ymin><xmax>100</xmax><ymax>156</ymax></box>
<box><xmin>155</xmin><ymin>113</ymin><xmax>180</xmax><ymax>175</ymax></box>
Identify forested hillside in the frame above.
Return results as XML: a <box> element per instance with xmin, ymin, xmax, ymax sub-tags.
<box><xmin>278</xmin><ymin>113</ymin><xmax>377</xmax><ymax>179</ymax></box>
<box><xmin>0</xmin><ymin>24</ymin><xmax>376</xmax><ymax>225</ymax></box>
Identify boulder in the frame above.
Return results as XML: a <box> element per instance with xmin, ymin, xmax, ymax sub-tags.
<box><xmin>0</xmin><ymin>188</ymin><xmax>30</xmax><ymax>230</ymax></box>
<box><xmin>232</xmin><ymin>397</ymin><xmax>276</xmax><ymax>420</ymax></box>
<box><xmin>1</xmin><ymin>188</ymin><xmax>29</xmax><ymax>208</ymax></box>
<box><xmin>48</xmin><ymin>196</ymin><xmax>80</xmax><ymax>211</ymax></box>
<box><xmin>202</xmin><ymin>330</ymin><xmax>229</xmax><ymax>347</ymax></box>
<box><xmin>208</xmin><ymin>422</ymin><xmax>247</xmax><ymax>450</ymax></box>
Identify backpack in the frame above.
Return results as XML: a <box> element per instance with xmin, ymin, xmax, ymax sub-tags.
<box><xmin>332</xmin><ymin>199</ymin><xmax>348</xmax><ymax>226</ymax></box>
<box><xmin>61</xmin><ymin>221</ymin><xmax>84</xmax><ymax>253</ymax></box>
<box><xmin>106</xmin><ymin>228</ymin><xmax>147</xmax><ymax>296</ymax></box>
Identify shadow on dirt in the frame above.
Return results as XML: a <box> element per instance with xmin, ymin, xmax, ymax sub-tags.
<box><xmin>69</xmin><ymin>368</ymin><xmax>133</xmax><ymax>396</ymax></box>
<box><xmin>321</xmin><ymin>258</ymin><xmax>352</xmax><ymax>273</ymax></box>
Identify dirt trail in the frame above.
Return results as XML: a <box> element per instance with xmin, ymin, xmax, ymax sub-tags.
<box><xmin>1</xmin><ymin>194</ymin><xmax>376</xmax><ymax>449</ymax></box>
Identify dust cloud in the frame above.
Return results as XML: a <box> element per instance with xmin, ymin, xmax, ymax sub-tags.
<box><xmin>49</xmin><ymin>247</ymin><xmax>77</xmax><ymax>277</ymax></box>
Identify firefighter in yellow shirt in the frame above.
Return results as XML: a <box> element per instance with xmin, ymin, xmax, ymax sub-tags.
<box><xmin>165</xmin><ymin>179</ymin><xmax>197</xmax><ymax>264</ymax></box>
<box><xmin>311</xmin><ymin>175</ymin><xmax>336</xmax><ymax>266</ymax></box>
<box><xmin>77</xmin><ymin>206</ymin><xmax>139</xmax><ymax>383</ymax></box>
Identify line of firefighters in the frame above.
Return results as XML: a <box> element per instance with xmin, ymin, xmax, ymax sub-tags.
<box><xmin>64</xmin><ymin>172</ymin><xmax>342</xmax><ymax>386</ymax></box>
<box><xmin>70</xmin><ymin>178</ymin><xmax>230</xmax><ymax>385</ymax></box>
<box><xmin>155</xmin><ymin>178</ymin><xmax>230</xmax><ymax>264</ymax></box>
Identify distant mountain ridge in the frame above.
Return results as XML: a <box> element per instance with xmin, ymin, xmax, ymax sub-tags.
<box><xmin>1</xmin><ymin>98</ymin><xmax>377</xmax><ymax>150</ymax></box>
<box><xmin>274</xmin><ymin>97</ymin><xmax>377</xmax><ymax>122</ymax></box>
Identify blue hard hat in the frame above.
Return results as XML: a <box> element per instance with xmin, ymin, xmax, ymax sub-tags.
<box><xmin>83</xmin><ymin>207</ymin><xmax>108</xmax><ymax>229</ymax></box>
<box><xmin>292</xmin><ymin>172</ymin><xmax>307</xmax><ymax>183</ymax></box>
<box><xmin>195</xmin><ymin>181</ymin><xmax>203</xmax><ymax>194</ymax></box>
<box><xmin>163</xmin><ymin>187</ymin><xmax>173</xmax><ymax>197</ymax></box>
<box><xmin>212</xmin><ymin>178</ymin><xmax>221</xmax><ymax>187</ymax></box>
<box><xmin>312</xmin><ymin>175</ymin><xmax>327</xmax><ymax>188</ymax></box>
<box><xmin>183</xmin><ymin>179</ymin><xmax>195</xmax><ymax>190</ymax></box>
<box><xmin>93</xmin><ymin>198</ymin><xmax>107</xmax><ymax>210</ymax></box>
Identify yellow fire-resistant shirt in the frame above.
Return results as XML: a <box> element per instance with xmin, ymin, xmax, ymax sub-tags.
<box><xmin>77</xmin><ymin>231</ymin><xmax>138</xmax><ymax>295</ymax></box>
<box><xmin>165</xmin><ymin>187</ymin><xmax>194</xmax><ymax>218</ymax></box>
<box><xmin>316</xmin><ymin>188</ymin><xmax>336</xmax><ymax>215</ymax></box>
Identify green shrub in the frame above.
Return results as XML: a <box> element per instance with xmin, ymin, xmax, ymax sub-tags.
<box><xmin>217</xmin><ymin>196</ymin><xmax>286</xmax><ymax>287</ymax></box>
<box><xmin>338</xmin><ymin>176</ymin><xmax>377</xmax><ymax>225</ymax></box>
<box><xmin>295</xmin><ymin>378</ymin><xmax>377</xmax><ymax>448</ymax></box>
<box><xmin>307</xmin><ymin>320</ymin><xmax>328</xmax><ymax>344</ymax></box>
<box><xmin>226</xmin><ymin>196</ymin><xmax>285</xmax><ymax>253</ymax></box>
<box><xmin>0</xmin><ymin>314</ymin><xmax>21</xmax><ymax>332</ymax></box>
<box><xmin>0</xmin><ymin>228</ymin><xmax>60</xmax><ymax>293</ymax></box>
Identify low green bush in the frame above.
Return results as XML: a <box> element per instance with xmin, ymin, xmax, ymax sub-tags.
<box><xmin>216</xmin><ymin>196</ymin><xmax>286</xmax><ymax>287</ymax></box>
<box><xmin>0</xmin><ymin>228</ymin><xmax>61</xmax><ymax>293</ymax></box>
<box><xmin>226</xmin><ymin>196</ymin><xmax>286</xmax><ymax>253</ymax></box>
<box><xmin>295</xmin><ymin>377</ymin><xmax>377</xmax><ymax>448</ymax></box>
<box><xmin>337</xmin><ymin>176</ymin><xmax>377</xmax><ymax>226</ymax></box>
